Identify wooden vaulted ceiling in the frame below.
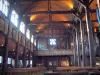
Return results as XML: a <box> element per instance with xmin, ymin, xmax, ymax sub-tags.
<box><xmin>0</xmin><ymin>0</ymin><xmax>98</xmax><ymax>56</ymax></box>
<box><xmin>12</xmin><ymin>0</ymin><xmax>74</xmax><ymax>34</ymax></box>
<box><xmin>10</xmin><ymin>0</ymin><xmax>98</xmax><ymax>34</ymax></box>
<box><xmin>27</xmin><ymin>0</ymin><xmax>74</xmax><ymax>34</ymax></box>
<box><xmin>10</xmin><ymin>0</ymin><xmax>99</xmax><ymax>33</ymax></box>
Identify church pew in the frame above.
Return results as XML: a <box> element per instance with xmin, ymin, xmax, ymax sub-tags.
<box><xmin>56</xmin><ymin>66</ymin><xmax>100</xmax><ymax>71</ymax></box>
<box><xmin>5</xmin><ymin>67</ymin><xmax>46</xmax><ymax>75</ymax></box>
<box><xmin>56</xmin><ymin>66</ymin><xmax>100</xmax><ymax>75</ymax></box>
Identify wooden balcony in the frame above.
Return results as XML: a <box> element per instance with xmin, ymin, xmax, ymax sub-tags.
<box><xmin>35</xmin><ymin>49</ymin><xmax>74</xmax><ymax>56</ymax></box>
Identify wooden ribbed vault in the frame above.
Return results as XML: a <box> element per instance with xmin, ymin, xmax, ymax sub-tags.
<box><xmin>0</xmin><ymin>0</ymin><xmax>98</xmax><ymax>54</ymax></box>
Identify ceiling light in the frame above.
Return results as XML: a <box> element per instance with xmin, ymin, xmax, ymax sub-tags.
<box><xmin>30</xmin><ymin>15</ymin><xmax>37</xmax><ymax>21</ymax></box>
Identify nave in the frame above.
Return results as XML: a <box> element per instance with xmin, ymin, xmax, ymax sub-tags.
<box><xmin>0</xmin><ymin>0</ymin><xmax>100</xmax><ymax>75</ymax></box>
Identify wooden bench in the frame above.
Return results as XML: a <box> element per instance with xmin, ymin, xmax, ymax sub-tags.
<box><xmin>5</xmin><ymin>67</ymin><xmax>46</xmax><ymax>75</ymax></box>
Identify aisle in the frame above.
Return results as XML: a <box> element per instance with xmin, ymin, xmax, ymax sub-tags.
<box><xmin>44</xmin><ymin>70</ymin><xmax>60</xmax><ymax>75</ymax></box>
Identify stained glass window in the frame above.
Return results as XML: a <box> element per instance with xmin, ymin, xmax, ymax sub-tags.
<box><xmin>50</xmin><ymin>39</ymin><xmax>56</xmax><ymax>45</ymax></box>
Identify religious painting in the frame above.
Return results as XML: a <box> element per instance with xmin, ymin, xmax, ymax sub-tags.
<box><xmin>58</xmin><ymin>38</ymin><xmax>66</xmax><ymax>49</ymax></box>
<box><xmin>38</xmin><ymin>38</ymin><xmax>48</xmax><ymax>50</ymax></box>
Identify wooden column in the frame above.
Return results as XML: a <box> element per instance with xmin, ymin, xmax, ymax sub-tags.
<box><xmin>65</xmin><ymin>37</ymin><xmax>67</xmax><ymax>49</ymax></box>
<box><xmin>66</xmin><ymin>37</ymin><xmax>68</xmax><ymax>49</ymax></box>
<box><xmin>23</xmin><ymin>27</ymin><xmax>27</xmax><ymax>68</ymax></box>
<box><xmin>81</xmin><ymin>20</ymin><xmax>86</xmax><ymax>66</ymax></box>
<box><xmin>58</xmin><ymin>56</ymin><xmax>61</xmax><ymax>67</ymax></box>
<box><xmin>36</xmin><ymin>37</ymin><xmax>38</xmax><ymax>50</ymax></box>
<box><xmin>15</xmin><ymin>15</ymin><xmax>22</xmax><ymax>68</ymax></box>
<box><xmin>28</xmin><ymin>33</ymin><xmax>32</xmax><ymax>67</ymax></box>
<box><xmin>15</xmin><ymin>41</ymin><xmax>19</xmax><ymax>68</ymax></box>
<box><xmin>56</xmin><ymin>38</ymin><xmax>58</xmax><ymax>49</ymax></box>
<box><xmin>77</xmin><ymin>29</ymin><xmax>81</xmax><ymax>66</ymax></box>
<box><xmin>32</xmin><ymin>52</ymin><xmax>36</xmax><ymax>67</ymax></box>
<box><xmin>85</xmin><ymin>8</ymin><xmax>95</xmax><ymax>66</ymax></box>
<box><xmin>2</xmin><ymin>1</ymin><xmax>15</xmax><ymax>74</ymax></box>
<box><xmin>47</xmin><ymin>38</ymin><xmax>50</xmax><ymax>49</ymax></box>
<box><xmin>77</xmin><ymin>0</ymin><xmax>96</xmax><ymax>67</ymax></box>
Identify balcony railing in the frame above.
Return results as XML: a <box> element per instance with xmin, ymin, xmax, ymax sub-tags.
<box><xmin>35</xmin><ymin>49</ymin><xmax>74</xmax><ymax>56</ymax></box>
<box><xmin>3</xmin><ymin>67</ymin><xmax>46</xmax><ymax>75</ymax></box>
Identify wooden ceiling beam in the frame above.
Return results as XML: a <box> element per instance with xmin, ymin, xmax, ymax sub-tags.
<box><xmin>28</xmin><ymin>21</ymin><xmax>74</xmax><ymax>25</ymax></box>
<box><xmin>35</xmin><ymin>35</ymin><xmax>68</xmax><ymax>38</ymax></box>
<box><xmin>28</xmin><ymin>20</ymin><xmax>97</xmax><ymax>25</ymax></box>
<box><xmin>27</xmin><ymin>10</ymin><xmax>74</xmax><ymax>16</ymax></box>
<box><xmin>23</xmin><ymin>10</ymin><xmax>95</xmax><ymax>16</ymax></box>
<box><xmin>20</xmin><ymin>0</ymin><xmax>71</xmax><ymax>4</ymax></box>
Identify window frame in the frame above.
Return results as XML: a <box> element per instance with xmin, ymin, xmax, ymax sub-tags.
<box><xmin>11</xmin><ymin>10</ymin><xmax>19</xmax><ymax>27</ymax></box>
<box><xmin>31</xmin><ymin>35</ymin><xmax>34</xmax><ymax>43</ymax></box>
<box><xmin>49</xmin><ymin>38</ymin><xmax>56</xmax><ymax>45</ymax></box>
<box><xmin>0</xmin><ymin>0</ymin><xmax>2</xmax><ymax>11</ymax></box>
<box><xmin>2</xmin><ymin>0</ymin><xmax>9</xmax><ymax>16</ymax></box>
<box><xmin>26</xmin><ymin>29</ymin><xmax>30</xmax><ymax>39</ymax></box>
<box><xmin>20</xmin><ymin>22</ymin><xmax>25</xmax><ymax>34</ymax></box>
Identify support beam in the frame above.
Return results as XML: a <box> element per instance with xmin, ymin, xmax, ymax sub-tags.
<box><xmin>27</xmin><ymin>11</ymin><xmax>74</xmax><ymax>15</ymax></box>
<box><xmin>20</xmin><ymin>0</ymin><xmax>76</xmax><ymax>4</ymax></box>
<box><xmin>23</xmin><ymin>27</ymin><xmax>27</xmax><ymax>68</ymax></box>
<box><xmin>89</xmin><ymin>0</ymin><xmax>94</xmax><ymax>5</ymax></box>
<box><xmin>28</xmin><ymin>33</ymin><xmax>32</xmax><ymax>67</ymax></box>
<box><xmin>78</xmin><ymin>0</ymin><xmax>96</xmax><ymax>66</ymax></box>
<box><xmin>85</xmin><ymin>8</ymin><xmax>96</xmax><ymax>66</ymax></box>
<box><xmin>26</xmin><ymin>10</ymin><xmax>95</xmax><ymax>16</ymax></box>
<box><xmin>15</xmin><ymin>41</ymin><xmax>19</xmax><ymax>68</ymax></box>
<box><xmin>28</xmin><ymin>21</ymin><xmax>74</xmax><ymax>25</ymax></box>
<box><xmin>28</xmin><ymin>20</ymin><xmax>97</xmax><ymax>26</ymax></box>
<box><xmin>2</xmin><ymin>1</ymin><xmax>15</xmax><ymax>74</ymax></box>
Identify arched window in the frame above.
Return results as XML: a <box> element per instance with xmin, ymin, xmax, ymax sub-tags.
<box><xmin>0</xmin><ymin>0</ymin><xmax>2</xmax><ymax>11</ymax></box>
<box><xmin>31</xmin><ymin>35</ymin><xmax>34</xmax><ymax>43</ymax></box>
<box><xmin>11</xmin><ymin>10</ymin><xmax>18</xmax><ymax>27</ymax></box>
<box><xmin>20</xmin><ymin>22</ymin><xmax>25</xmax><ymax>34</ymax></box>
<box><xmin>2</xmin><ymin>0</ymin><xmax>9</xmax><ymax>16</ymax></box>
<box><xmin>26</xmin><ymin>29</ymin><xmax>30</xmax><ymax>39</ymax></box>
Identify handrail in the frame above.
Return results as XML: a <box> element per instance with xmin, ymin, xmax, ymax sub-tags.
<box><xmin>56</xmin><ymin>66</ymin><xmax>100</xmax><ymax>71</ymax></box>
<box><xmin>6</xmin><ymin>67</ymin><xmax>46</xmax><ymax>72</ymax></box>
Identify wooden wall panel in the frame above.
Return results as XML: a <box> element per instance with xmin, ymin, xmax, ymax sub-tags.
<box><xmin>4</xmin><ymin>18</ymin><xmax>8</xmax><ymax>34</ymax></box>
<box><xmin>0</xmin><ymin>17</ymin><xmax>5</xmax><ymax>32</ymax></box>
<box><xmin>9</xmin><ymin>24</ymin><xmax>12</xmax><ymax>38</ymax></box>
<box><xmin>18</xmin><ymin>46</ymin><xmax>24</xmax><ymax>54</ymax></box>
<box><xmin>8</xmin><ymin>39</ymin><xmax>16</xmax><ymax>51</ymax></box>
<box><xmin>19</xmin><ymin>33</ymin><xmax>25</xmax><ymax>46</ymax></box>
<box><xmin>31</xmin><ymin>43</ymin><xmax>33</xmax><ymax>51</ymax></box>
<box><xmin>0</xmin><ymin>33</ymin><xmax>5</xmax><ymax>47</ymax></box>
